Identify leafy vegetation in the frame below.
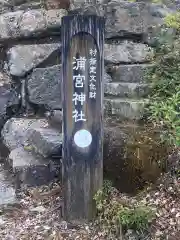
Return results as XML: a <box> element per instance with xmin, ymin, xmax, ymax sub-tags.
<box><xmin>95</xmin><ymin>11</ymin><xmax>180</xmax><ymax>239</ymax></box>
<box><xmin>145</xmin><ymin>13</ymin><xmax>180</xmax><ymax>148</ymax></box>
<box><xmin>94</xmin><ymin>181</ymin><xmax>155</xmax><ymax>238</ymax></box>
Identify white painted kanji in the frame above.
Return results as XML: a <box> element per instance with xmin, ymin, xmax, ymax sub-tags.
<box><xmin>89</xmin><ymin>82</ymin><xmax>96</xmax><ymax>91</ymax></box>
<box><xmin>73</xmin><ymin>56</ymin><xmax>86</xmax><ymax>70</ymax></box>
<box><xmin>89</xmin><ymin>49</ymin><xmax>97</xmax><ymax>100</ymax></box>
<box><xmin>89</xmin><ymin>57</ymin><xmax>97</xmax><ymax>66</ymax></box>
<box><xmin>90</xmin><ymin>66</ymin><xmax>96</xmax><ymax>74</ymax></box>
<box><xmin>72</xmin><ymin>92</ymin><xmax>86</xmax><ymax>106</ymax></box>
<box><xmin>73</xmin><ymin>74</ymin><xmax>85</xmax><ymax>88</ymax></box>
<box><xmin>89</xmin><ymin>49</ymin><xmax>97</xmax><ymax>57</ymax></box>
<box><xmin>90</xmin><ymin>75</ymin><xmax>96</xmax><ymax>82</ymax></box>
<box><xmin>89</xmin><ymin>92</ymin><xmax>96</xmax><ymax>99</ymax></box>
<box><xmin>72</xmin><ymin>109</ymin><xmax>86</xmax><ymax>122</ymax></box>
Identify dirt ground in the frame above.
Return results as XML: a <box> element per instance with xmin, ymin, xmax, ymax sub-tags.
<box><xmin>0</xmin><ymin>173</ymin><xmax>179</xmax><ymax>240</ymax></box>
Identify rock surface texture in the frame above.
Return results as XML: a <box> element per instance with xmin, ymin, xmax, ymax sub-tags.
<box><xmin>0</xmin><ymin>9</ymin><xmax>67</xmax><ymax>41</ymax></box>
<box><xmin>0</xmin><ymin>0</ymin><xmax>175</xmax><ymax>205</ymax></box>
<box><xmin>7</xmin><ymin>43</ymin><xmax>61</xmax><ymax>77</ymax></box>
<box><xmin>0</xmin><ymin>1</ymin><xmax>179</xmax><ymax>240</ymax></box>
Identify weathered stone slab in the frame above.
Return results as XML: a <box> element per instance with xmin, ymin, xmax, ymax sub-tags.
<box><xmin>7</xmin><ymin>43</ymin><xmax>61</xmax><ymax>77</ymax></box>
<box><xmin>104</xmin><ymin>98</ymin><xmax>148</xmax><ymax>120</ymax></box>
<box><xmin>104</xmin><ymin>42</ymin><xmax>153</xmax><ymax>64</ymax></box>
<box><xmin>70</xmin><ymin>2</ymin><xmax>172</xmax><ymax>39</ymax></box>
<box><xmin>107</xmin><ymin>64</ymin><xmax>152</xmax><ymax>83</ymax></box>
<box><xmin>27</xmin><ymin>65</ymin><xmax>61</xmax><ymax>109</ymax></box>
<box><xmin>20</xmin><ymin>9</ymin><xmax>67</xmax><ymax>36</ymax></box>
<box><xmin>1</xmin><ymin>118</ymin><xmax>48</xmax><ymax>151</ymax></box>
<box><xmin>0</xmin><ymin>0</ymin><xmax>24</xmax><ymax>13</ymax></box>
<box><xmin>0</xmin><ymin>163</ymin><xmax>17</xmax><ymax>206</ymax></box>
<box><xmin>0</xmin><ymin>9</ymin><xmax>67</xmax><ymax>41</ymax></box>
<box><xmin>2</xmin><ymin>117</ymin><xmax>62</xmax><ymax>159</ymax></box>
<box><xmin>14</xmin><ymin>1</ymin><xmax>44</xmax><ymax>11</ymax></box>
<box><xmin>0</xmin><ymin>1</ymin><xmax>10</xmax><ymax>14</ymax></box>
<box><xmin>27</xmin><ymin>65</ymin><xmax>111</xmax><ymax>109</ymax></box>
<box><xmin>3</xmin><ymin>0</ymin><xmax>40</xmax><ymax>9</ymax></box>
<box><xmin>157</xmin><ymin>0</ymin><xmax>180</xmax><ymax>11</ymax></box>
<box><xmin>27</xmin><ymin>127</ymin><xmax>62</xmax><ymax>158</ymax></box>
<box><xmin>8</xmin><ymin>147</ymin><xmax>60</xmax><ymax>190</ymax></box>
<box><xmin>0</xmin><ymin>11</ymin><xmax>22</xmax><ymax>39</ymax></box>
<box><xmin>105</xmin><ymin>1</ymin><xmax>171</xmax><ymax>38</ymax></box>
<box><xmin>70</xmin><ymin>0</ymin><xmax>98</xmax><ymax>10</ymax></box>
<box><xmin>104</xmin><ymin>82</ymin><xmax>149</xmax><ymax>98</ymax></box>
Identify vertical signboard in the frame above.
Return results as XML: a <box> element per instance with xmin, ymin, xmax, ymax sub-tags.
<box><xmin>61</xmin><ymin>15</ymin><xmax>105</xmax><ymax>222</ymax></box>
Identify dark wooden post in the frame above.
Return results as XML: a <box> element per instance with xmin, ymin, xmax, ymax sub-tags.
<box><xmin>61</xmin><ymin>15</ymin><xmax>105</xmax><ymax>223</ymax></box>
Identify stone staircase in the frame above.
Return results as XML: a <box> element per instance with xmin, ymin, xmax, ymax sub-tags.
<box><xmin>104</xmin><ymin>64</ymin><xmax>150</xmax><ymax>120</ymax></box>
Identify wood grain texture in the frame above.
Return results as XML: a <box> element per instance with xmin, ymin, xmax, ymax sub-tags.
<box><xmin>61</xmin><ymin>15</ymin><xmax>105</xmax><ymax>223</ymax></box>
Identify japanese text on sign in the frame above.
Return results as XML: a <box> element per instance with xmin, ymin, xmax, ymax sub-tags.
<box><xmin>72</xmin><ymin>56</ymin><xmax>87</xmax><ymax>122</ymax></box>
<box><xmin>89</xmin><ymin>49</ymin><xmax>97</xmax><ymax>99</ymax></box>
<box><xmin>72</xmin><ymin>49</ymin><xmax>97</xmax><ymax>122</ymax></box>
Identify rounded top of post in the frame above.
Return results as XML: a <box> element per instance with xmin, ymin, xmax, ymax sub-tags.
<box><xmin>62</xmin><ymin>15</ymin><xmax>105</xmax><ymax>22</ymax></box>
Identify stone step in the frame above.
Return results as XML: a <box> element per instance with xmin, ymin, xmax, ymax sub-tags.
<box><xmin>104</xmin><ymin>42</ymin><xmax>153</xmax><ymax>64</ymax></box>
<box><xmin>8</xmin><ymin>147</ymin><xmax>60</xmax><ymax>191</ymax></box>
<box><xmin>104</xmin><ymin>98</ymin><xmax>148</xmax><ymax>120</ymax></box>
<box><xmin>0</xmin><ymin>163</ymin><xmax>17</xmax><ymax>206</ymax></box>
<box><xmin>104</xmin><ymin>82</ymin><xmax>149</xmax><ymax>98</ymax></box>
<box><xmin>106</xmin><ymin>64</ymin><xmax>152</xmax><ymax>83</ymax></box>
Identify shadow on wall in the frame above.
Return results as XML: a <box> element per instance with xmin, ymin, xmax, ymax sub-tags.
<box><xmin>103</xmin><ymin>123</ymin><xmax>171</xmax><ymax>195</ymax></box>
<box><xmin>0</xmin><ymin>141</ymin><xmax>9</xmax><ymax>161</ymax></box>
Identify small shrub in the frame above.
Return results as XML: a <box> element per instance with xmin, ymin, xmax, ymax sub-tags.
<box><xmin>94</xmin><ymin>181</ymin><xmax>155</xmax><ymax>238</ymax></box>
<box><xmin>145</xmin><ymin>12</ymin><xmax>180</xmax><ymax>148</ymax></box>
<box><xmin>118</xmin><ymin>205</ymin><xmax>154</xmax><ymax>232</ymax></box>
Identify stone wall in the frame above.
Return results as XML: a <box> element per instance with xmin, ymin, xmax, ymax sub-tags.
<box><xmin>0</xmin><ymin>0</ymin><xmax>174</xmax><ymax>127</ymax></box>
<box><xmin>0</xmin><ymin>0</ymin><xmax>175</xmax><ymax>193</ymax></box>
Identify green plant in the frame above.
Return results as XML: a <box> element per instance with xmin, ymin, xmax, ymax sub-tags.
<box><xmin>94</xmin><ymin>181</ymin><xmax>155</xmax><ymax>238</ymax></box>
<box><xmin>165</xmin><ymin>12</ymin><xmax>180</xmax><ymax>29</ymax></box>
<box><xmin>145</xmin><ymin>13</ymin><xmax>180</xmax><ymax>148</ymax></box>
<box><xmin>118</xmin><ymin>206</ymin><xmax>154</xmax><ymax>231</ymax></box>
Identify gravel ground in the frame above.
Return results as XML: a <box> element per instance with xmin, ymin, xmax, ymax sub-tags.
<box><xmin>0</xmin><ymin>172</ymin><xmax>179</xmax><ymax>240</ymax></box>
<box><xmin>121</xmin><ymin>172</ymin><xmax>180</xmax><ymax>240</ymax></box>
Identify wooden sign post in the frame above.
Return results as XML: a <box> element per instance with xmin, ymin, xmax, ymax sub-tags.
<box><xmin>61</xmin><ymin>15</ymin><xmax>105</xmax><ymax>223</ymax></box>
